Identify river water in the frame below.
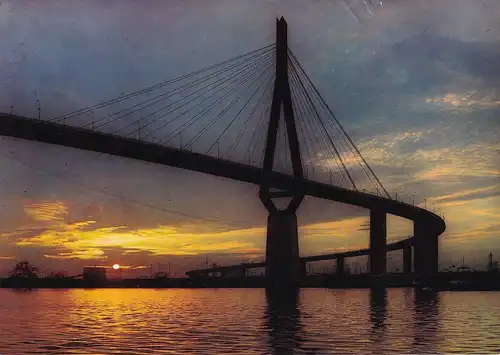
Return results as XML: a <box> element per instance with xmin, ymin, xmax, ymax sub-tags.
<box><xmin>0</xmin><ymin>288</ymin><xmax>499</xmax><ymax>354</ymax></box>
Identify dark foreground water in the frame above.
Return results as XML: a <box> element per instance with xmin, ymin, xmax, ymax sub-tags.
<box><xmin>0</xmin><ymin>288</ymin><xmax>499</xmax><ymax>354</ymax></box>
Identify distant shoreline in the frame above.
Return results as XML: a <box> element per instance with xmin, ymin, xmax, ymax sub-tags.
<box><xmin>1</xmin><ymin>271</ymin><xmax>499</xmax><ymax>291</ymax></box>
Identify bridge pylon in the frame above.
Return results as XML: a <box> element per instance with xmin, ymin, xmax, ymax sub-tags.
<box><xmin>259</xmin><ymin>17</ymin><xmax>305</xmax><ymax>288</ymax></box>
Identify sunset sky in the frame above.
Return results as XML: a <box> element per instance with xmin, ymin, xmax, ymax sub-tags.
<box><xmin>0</xmin><ymin>0</ymin><xmax>499</xmax><ymax>276</ymax></box>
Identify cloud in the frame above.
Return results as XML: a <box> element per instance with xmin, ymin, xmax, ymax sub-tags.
<box><xmin>438</xmin><ymin>194</ymin><xmax>499</xmax><ymax>210</ymax></box>
<box><xmin>312</xmin><ymin>129</ymin><xmax>429</xmax><ymax>173</ymax></box>
<box><xmin>415</xmin><ymin>154</ymin><xmax>498</xmax><ymax>183</ymax></box>
<box><xmin>9</xmin><ymin>200</ymin><xmax>268</xmax><ymax>260</ymax></box>
<box><xmin>443</xmin><ymin>224</ymin><xmax>500</xmax><ymax>242</ymax></box>
<box><xmin>23</xmin><ymin>200</ymin><xmax>67</xmax><ymax>222</ymax></box>
<box><xmin>425</xmin><ymin>92</ymin><xmax>500</xmax><ymax>111</ymax></box>
<box><xmin>0</xmin><ymin>227</ymin><xmax>50</xmax><ymax>240</ymax></box>
<box><xmin>2</xmin><ymin>198</ymin><xmax>377</xmax><ymax>263</ymax></box>
<box><xmin>431</xmin><ymin>186</ymin><xmax>499</xmax><ymax>205</ymax></box>
<box><xmin>352</xmin><ymin>130</ymin><xmax>499</xmax><ymax>191</ymax></box>
<box><xmin>44</xmin><ymin>248</ymin><xmax>105</xmax><ymax>260</ymax></box>
<box><xmin>302</xmin><ymin>124</ymin><xmax>500</xmax><ymax>254</ymax></box>
<box><xmin>301</xmin><ymin>216</ymin><xmax>367</xmax><ymax>238</ymax></box>
<box><xmin>436</xmin><ymin>194</ymin><xmax>500</xmax><ymax>246</ymax></box>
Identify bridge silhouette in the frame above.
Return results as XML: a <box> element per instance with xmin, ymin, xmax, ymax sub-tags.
<box><xmin>0</xmin><ymin>17</ymin><xmax>445</xmax><ymax>287</ymax></box>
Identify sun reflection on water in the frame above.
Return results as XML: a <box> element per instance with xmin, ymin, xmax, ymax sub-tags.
<box><xmin>0</xmin><ymin>289</ymin><xmax>499</xmax><ymax>354</ymax></box>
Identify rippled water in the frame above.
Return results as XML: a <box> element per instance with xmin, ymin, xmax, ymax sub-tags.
<box><xmin>0</xmin><ymin>288</ymin><xmax>499</xmax><ymax>354</ymax></box>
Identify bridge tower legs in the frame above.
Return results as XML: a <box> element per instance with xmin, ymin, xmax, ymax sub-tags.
<box><xmin>414</xmin><ymin>221</ymin><xmax>438</xmax><ymax>275</ymax></box>
<box><xmin>260</xmin><ymin>17</ymin><xmax>305</xmax><ymax>289</ymax></box>
<box><xmin>265</xmin><ymin>211</ymin><xmax>300</xmax><ymax>283</ymax></box>
<box><xmin>369</xmin><ymin>209</ymin><xmax>387</xmax><ymax>274</ymax></box>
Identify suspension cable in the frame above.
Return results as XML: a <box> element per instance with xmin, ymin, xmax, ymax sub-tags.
<box><xmin>206</xmin><ymin>69</ymin><xmax>274</xmax><ymax>155</ymax></box>
<box><xmin>48</xmin><ymin>44</ymin><xmax>275</xmax><ymax>122</ymax></box>
<box><xmin>119</xmin><ymin>51</ymin><xmax>275</xmax><ymax>136</ymax></box>
<box><xmin>160</xmin><ymin>56</ymin><xmax>275</xmax><ymax>145</ymax></box>
<box><xmin>142</xmin><ymin>54</ymin><xmax>274</xmax><ymax>142</ymax></box>
<box><xmin>289</xmin><ymin>50</ymin><xmax>389</xmax><ymax>197</ymax></box>
<box><xmin>186</xmin><ymin>61</ymin><xmax>274</xmax><ymax>149</ymax></box>
<box><xmin>289</xmin><ymin>59</ymin><xmax>351</xmax><ymax>188</ymax></box>
<box><xmin>226</xmin><ymin>79</ymin><xmax>274</xmax><ymax>160</ymax></box>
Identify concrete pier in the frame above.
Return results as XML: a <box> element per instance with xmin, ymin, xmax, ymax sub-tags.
<box><xmin>414</xmin><ymin>221</ymin><xmax>438</xmax><ymax>274</ymax></box>
<box><xmin>369</xmin><ymin>210</ymin><xmax>387</xmax><ymax>274</ymax></box>
<box><xmin>265</xmin><ymin>211</ymin><xmax>301</xmax><ymax>287</ymax></box>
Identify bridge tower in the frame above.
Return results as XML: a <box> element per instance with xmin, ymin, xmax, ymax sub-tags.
<box><xmin>260</xmin><ymin>17</ymin><xmax>305</xmax><ymax>288</ymax></box>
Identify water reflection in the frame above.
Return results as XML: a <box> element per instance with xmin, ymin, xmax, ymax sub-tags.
<box><xmin>265</xmin><ymin>288</ymin><xmax>303</xmax><ymax>354</ymax></box>
<box><xmin>368</xmin><ymin>287</ymin><xmax>388</xmax><ymax>353</ymax></box>
<box><xmin>413</xmin><ymin>289</ymin><xmax>440</xmax><ymax>353</ymax></box>
<box><xmin>369</xmin><ymin>288</ymin><xmax>387</xmax><ymax>332</ymax></box>
<box><xmin>1</xmin><ymin>289</ymin><xmax>499</xmax><ymax>354</ymax></box>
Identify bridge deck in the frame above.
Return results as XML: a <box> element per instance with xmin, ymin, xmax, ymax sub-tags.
<box><xmin>185</xmin><ymin>236</ymin><xmax>415</xmax><ymax>276</ymax></box>
<box><xmin>0</xmin><ymin>114</ymin><xmax>445</xmax><ymax>277</ymax></box>
<box><xmin>0</xmin><ymin>114</ymin><xmax>445</xmax><ymax>229</ymax></box>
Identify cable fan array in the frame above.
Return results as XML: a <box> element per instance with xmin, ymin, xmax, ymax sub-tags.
<box><xmin>44</xmin><ymin>44</ymin><xmax>388</xmax><ymax>198</ymax></box>
<box><xmin>287</xmin><ymin>50</ymin><xmax>389</xmax><ymax>198</ymax></box>
<box><xmin>47</xmin><ymin>45</ymin><xmax>276</xmax><ymax>164</ymax></box>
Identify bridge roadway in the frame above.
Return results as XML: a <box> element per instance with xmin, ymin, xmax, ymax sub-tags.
<box><xmin>0</xmin><ymin>114</ymin><xmax>446</xmax><ymax>273</ymax></box>
<box><xmin>185</xmin><ymin>236</ymin><xmax>415</xmax><ymax>277</ymax></box>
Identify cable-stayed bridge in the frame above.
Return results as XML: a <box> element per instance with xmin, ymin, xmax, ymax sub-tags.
<box><xmin>0</xmin><ymin>18</ymin><xmax>445</xmax><ymax>287</ymax></box>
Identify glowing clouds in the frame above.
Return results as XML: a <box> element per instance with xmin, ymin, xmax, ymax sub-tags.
<box><xmin>425</xmin><ymin>92</ymin><xmax>500</xmax><ymax>110</ymax></box>
<box><xmin>23</xmin><ymin>201</ymin><xmax>67</xmax><ymax>222</ymax></box>
<box><xmin>10</xmin><ymin>206</ymin><xmax>267</xmax><ymax>261</ymax></box>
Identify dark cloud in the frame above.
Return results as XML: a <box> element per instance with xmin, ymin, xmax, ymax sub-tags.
<box><xmin>307</xmin><ymin>33</ymin><xmax>500</xmax><ymax>138</ymax></box>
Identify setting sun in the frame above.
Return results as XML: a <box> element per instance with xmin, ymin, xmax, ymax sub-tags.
<box><xmin>112</xmin><ymin>264</ymin><xmax>120</xmax><ymax>270</ymax></box>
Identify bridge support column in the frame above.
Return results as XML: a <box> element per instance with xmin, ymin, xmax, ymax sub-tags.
<box><xmin>369</xmin><ymin>209</ymin><xmax>387</xmax><ymax>274</ymax></box>
<box><xmin>428</xmin><ymin>232</ymin><xmax>439</xmax><ymax>274</ymax></box>
<box><xmin>336</xmin><ymin>256</ymin><xmax>345</xmax><ymax>275</ymax></box>
<box><xmin>265</xmin><ymin>211</ymin><xmax>301</xmax><ymax>287</ymax></box>
<box><xmin>300</xmin><ymin>261</ymin><xmax>307</xmax><ymax>279</ymax></box>
<box><xmin>414</xmin><ymin>222</ymin><xmax>438</xmax><ymax>275</ymax></box>
<box><xmin>403</xmin><ymin>245</ymin><xmax>412</xmax><ymax>273</ymax></box>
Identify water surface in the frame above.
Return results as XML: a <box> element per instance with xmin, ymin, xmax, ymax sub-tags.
<box><xmin>0</xmin><ymin>288</ymin><xmax>499</xmax><ymax>354</ymax></box>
